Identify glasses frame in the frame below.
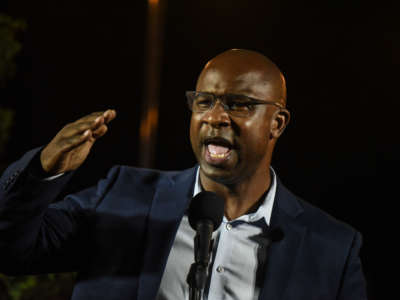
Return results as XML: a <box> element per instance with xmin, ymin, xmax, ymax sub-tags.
<box><xmin>186</xmin><ymin>91</ymin><xmax>285</xmax><ymax>117</ymax></box>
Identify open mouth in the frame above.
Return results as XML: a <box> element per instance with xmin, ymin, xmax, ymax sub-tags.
<box><xmin>203</xmin><ymin>137</ymin><xmax>233</xmax><ymax>163</ymax></box>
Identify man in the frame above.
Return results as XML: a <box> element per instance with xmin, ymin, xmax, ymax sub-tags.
<box><xmin>0</xmin><ymin>49</ymin><xmax>367</xmax><ymax>299</ymax></box>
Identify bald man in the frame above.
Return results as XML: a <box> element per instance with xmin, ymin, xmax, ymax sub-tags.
<box><xmin>0</xmin><ymin>49</ymin><xmax>367</xmax><ymax>300</ymax></box>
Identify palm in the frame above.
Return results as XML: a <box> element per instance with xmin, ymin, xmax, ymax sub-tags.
<box><xmin>61</xmin><ymin>139</ymin><xmax>94</xmax><ymax>172</ymax></box>
<box><xmin>40</xmin><ymin>110</ymin><xmax>116</xmax><ymax>175</ymax></box>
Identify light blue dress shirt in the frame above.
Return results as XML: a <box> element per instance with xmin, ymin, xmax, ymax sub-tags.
<box><xmin>157</xmin><ymin>167</ymin><xmax>277</xmax><ymax>300</ymax></box>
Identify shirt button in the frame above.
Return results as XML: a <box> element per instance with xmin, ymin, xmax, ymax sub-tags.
<box><xmin>226</xmin><ymin>223</ymin><xmax>232</xmax><ymax>231</ymax></box>
<box><xmin>216</xmin><ymin>266</ymin><xmax>224</xmax><ymax>273</ymax></box>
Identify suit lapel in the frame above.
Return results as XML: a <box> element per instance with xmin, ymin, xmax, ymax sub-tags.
<box><xmin>137</xmin><ymin>168</ymin><xmax>307</xmax><ymax>300</ymax></box>
<box><xmin>258</xmin><ymin>178</ymin><xmax>307</xmax><ymax>300</ymax></box>
<box><xmin>137</xmin><ymin>166</ymin><xmax>197</xmax><ymax>300</ymax></box>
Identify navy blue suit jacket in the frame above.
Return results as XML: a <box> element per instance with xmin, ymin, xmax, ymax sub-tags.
<box><xmin>0</xmin><ymin>148</ymin><xmax>367</xmax><ymax>299</ymax></box>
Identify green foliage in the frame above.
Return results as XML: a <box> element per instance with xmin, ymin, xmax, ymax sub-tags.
<box><xmin>0</xmin><ymin>273</ymin><xmax>76</xmax><ymax>300</ymax></box>
<box><xmin>6</xmin><ymin>275</ymin><xmax>37</xmax><ymax>300</ymax></box>
<box><xmin>0</xmin><ymin>13</ymin><xmax>26</xmax><ymax>163</ymax></box>
<box><xmin>1</xmin><ymin>14</ymin><xmax>76</xmax><ymax>300</ymax></box>
<box><xmin>0</xmin><ymin>13</ymin><xmax>26</xmax><ymax>87</ymax></box>
<box><xmin>0</xmin><ymin>13</ymin><xmax>26</xmax><ymax>168</ymax></box>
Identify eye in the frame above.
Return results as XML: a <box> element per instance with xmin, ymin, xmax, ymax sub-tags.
<box><xmin>226</xmin><ymin>99</ymin><xmax>253</xmax><ymax>112</ymax></box>
<box><xmin>194</xmin><ymin>95</ymin><xmax>213</xmax><ymax>109</ymax></box>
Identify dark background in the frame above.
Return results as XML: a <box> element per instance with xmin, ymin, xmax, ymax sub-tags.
<box><xmin>1</xmin><ymin>0</ymin><xmax>399</xmax><ymax>299</ymax></box>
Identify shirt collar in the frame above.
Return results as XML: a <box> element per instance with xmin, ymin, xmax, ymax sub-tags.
<box><xmin>193</xmin><ymin>166</ymin><xmax>277</xmax><ymax>226</ymax></box>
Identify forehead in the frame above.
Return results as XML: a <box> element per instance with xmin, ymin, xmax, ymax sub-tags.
<box><xmin>196</xmin><ymin>68</ymin><xmax>276</xmax><ymax>101</ymax></box>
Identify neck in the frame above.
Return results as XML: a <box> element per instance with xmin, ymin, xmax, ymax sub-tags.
<box><xmin>199</xmin><ymin>165</ymin><xmax>271</xmax><ymax>220</ymax></box>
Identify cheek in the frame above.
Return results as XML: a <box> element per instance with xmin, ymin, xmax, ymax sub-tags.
<box><xmin>240</xmin><ymin>119</ymin><xmax>270</xmax><ymax>152</ymax></box>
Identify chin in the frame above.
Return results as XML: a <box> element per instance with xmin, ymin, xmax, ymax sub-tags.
<box><xmin>199</xmin><ymin>162</ymin><xmax>241</xmax><ymax>185</ymax></box>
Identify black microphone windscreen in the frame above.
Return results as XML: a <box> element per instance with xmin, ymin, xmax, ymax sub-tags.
<box><xmin>188</xmin><ymin>191</ymin><xmax>224</xmax><ymax>231</ymax></box>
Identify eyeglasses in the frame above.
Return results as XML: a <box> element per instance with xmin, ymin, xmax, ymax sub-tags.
<box><xmin>186</xmin><ymin>91</ymin><xmax>284</xmax><ymax>117</ymax></box>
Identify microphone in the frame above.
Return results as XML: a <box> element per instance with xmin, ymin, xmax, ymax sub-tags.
<box><xmin>187</xmin><ymin>191</ymin><xmax>224</xmax><ymax>300</ymax></box>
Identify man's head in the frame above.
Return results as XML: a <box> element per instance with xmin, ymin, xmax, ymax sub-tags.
<box><xmin>189</xmin><ymin>49</ymin><xmax>290</xmax><ymax>185</ymax></box>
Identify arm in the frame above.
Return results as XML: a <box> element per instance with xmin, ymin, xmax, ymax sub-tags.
<box><xmin>0</xmin><ymin>109</ymin><xmax>117</xmax><ymax>275</ymax></box>
<box><xmin>337</xmin><ymin>231</ymin><xmax>368</xmax><ymax>300</ymax></box>
<box><xmin>0</xmin><ymin>148</ymin><xmax>120</xmax><ymax>275</ymax></box>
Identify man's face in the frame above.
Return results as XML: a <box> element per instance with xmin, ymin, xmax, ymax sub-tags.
<box><xmin>190</xmin><ymin>67</ymin><xmax>278</xmax><ymax>185</ymax></box>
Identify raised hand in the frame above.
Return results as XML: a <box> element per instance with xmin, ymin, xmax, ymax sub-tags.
<box><xmin>40</xmin><ymin>109</ymin><xmax>117</xmax><ymax>175</ymax></box>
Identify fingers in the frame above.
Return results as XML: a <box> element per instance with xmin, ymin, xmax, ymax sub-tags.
<box><xmin>41</xmin><ymin>109</ymin><xmax>116</xmax><ymax>174</ymax></box>
<box><xmin>103</xmin><ymin>109</ymin><xmax>117</xmax><ymax>124</ymax></box>
<box><xmin>76</xmin><ymin>109</ymin><xmax>117</xmax><ymax>125</ymax></box>
<box><xmin>63</xmin><ymin>109</ymin><xmax>116</xmax><ymax>138</ymax></box>
<box><xmin>92</xmin><ymin>124</ymin><xmax>108</xmax><ymax>139</ymax></box>
<box><xmin>61</xmin><ymin>123</ymin><xmax>108</xmax><ymax>152</ymax></box>
<box><xmin>83</xmin><ymin>109</ymin><xmax>116</xmax><ymax>139</ymax></box>
<box><xmin>52</xmin><ymin>108</ymin><xmax>116</xmax><ymax>152</ymax></box>
<box><xmin>60</xmin><ymin>129</ymin><xmax>92</xmax><ymax>153</ymax></box>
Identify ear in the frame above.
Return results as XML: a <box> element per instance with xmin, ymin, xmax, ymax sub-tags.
<box><xmin>270</xmin><ymin>108</ymin><xmax>290</xmax><ymax>139</ymax></box>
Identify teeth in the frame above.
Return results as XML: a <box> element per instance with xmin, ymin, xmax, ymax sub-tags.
<box><xmin>206</xmin><ymin>143</ymin><xmax>230</xmax><ymax>160</ymax></box>
<box><xmin>209</xmin><ymin>152</ymin><xmax>228</xmax><ymax>158</ymax></box>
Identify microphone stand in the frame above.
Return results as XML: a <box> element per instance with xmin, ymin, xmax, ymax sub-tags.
<box><xmin>187</xmin><ymin>263</ymin><xmax>207</xmax><ymax>300</ymax></box>
<box><xmin>187</xmin><ymin>221</ymin><xmax>214</xmax><ymax>300</ymax></box>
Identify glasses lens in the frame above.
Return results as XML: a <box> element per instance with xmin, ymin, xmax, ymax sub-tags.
<box><xmin>186</xmin><ymin>92</ymin><xmax>257</xmax><ymax>117</ymax></box>
<box><xmin>190</xmin><ymin>93</ymin><xmax>214</xmax><ymax>112</ymax></box>
<box><xmin>224</xmin><ymin>95</ymin><xmax>253</xmax><ymax>116</ymax></box>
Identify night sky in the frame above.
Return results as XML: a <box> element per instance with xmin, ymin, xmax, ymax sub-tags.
<box><xmin>1</xmin><ymin>1</ymin><xmax>399</xmax><ymax>298</ymax></box>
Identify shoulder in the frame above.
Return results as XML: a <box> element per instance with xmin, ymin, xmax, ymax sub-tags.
<box><xmin>104</xmin><ymin>164</ymin><xmax>197</xmax><ymax>188</ymax></box>
<box><xmin>294</xmin><ymin>193</ymin><xmax>361</xmax><ymax>253</ymax></box>
<box><xmin>276</xmin><ymin>179</ymin><xmax>360</xmax><ymax>246</ymax></box>
<box><xmin>300</xmin><ymin>197</ymin><xmax>358</xmax><ymax>238</ymax></box>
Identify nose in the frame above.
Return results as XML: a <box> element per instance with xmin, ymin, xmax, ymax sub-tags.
<box><xmin>202</xmin><ymin>100</ymin><xmax>231</xmax><ymax>128</ymax></box>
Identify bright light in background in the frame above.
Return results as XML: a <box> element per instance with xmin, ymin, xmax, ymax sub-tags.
<box><xmin>139</xmin><ymin>0</ymin><xmax>166</xmax><ymax>167</ymax></box>
<box><xmin>148</xmin><ymin>0</ymin><xmax>159</xmax><ymax>6</ymax></box>
<box><xmin>140</xmin><ymin>107</ymin><xmax>159</xmax><ymax>140</ymax></box>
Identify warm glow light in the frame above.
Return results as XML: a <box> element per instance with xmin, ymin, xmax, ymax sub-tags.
<box><xmin>148</xmin><ymin>0</ymin><xmax>159</xmax><ymax>5</ymax></box>
<box><xmin>139</xmin><ymin>107</ymin><xmax>159</xmax><ymax>140</ymax></box>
